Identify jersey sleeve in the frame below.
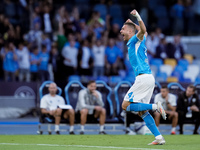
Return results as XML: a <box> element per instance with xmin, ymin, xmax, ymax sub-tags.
<box><xmin>59</xmin><ymin>96</ymin><xmax>66</xmax><ymax>105</ymax></box>
<box><xmin>40</xmin><ymin>96</ymin><xmax>47</xmax><ymax>109</ymax></box>
<box><xmin>154</xmin><ymin>94</ymin><xmax>159</xmax><ymax>104</ymax></box>
<box><xmin>169</xmin><ymin>94</ymin><xmax>177</xmax><ymax>107</ymax></box>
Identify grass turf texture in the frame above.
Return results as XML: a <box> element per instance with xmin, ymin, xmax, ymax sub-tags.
<box><xmin>0</xmin><ymin>135</ymin><xmax>200</xmax><ymax>150</ymax></box>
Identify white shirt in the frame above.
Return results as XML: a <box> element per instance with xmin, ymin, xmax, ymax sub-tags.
<box><xmin>44</xmin><ymin>13</ymin><xmax>52</xmax><ymax>33</ymax></box>
<box><xmin>40</xmin><ymin>94</ymin><xmax>65</xmax><ymax>111</ymax></box>
<box><xmin>81</xmin><ymin>46</ymin><xmax>91</xmax><ymax>69</ymax></box>
<box><xmin>92</xmin><ymin>45</ymin><xmax>105</xmax><ymax>67</ymax></box>
<box><xmin>154</xmin><ymin>93</ymin><xmax>177</xmax><ymax>111</ymax></box>
<box><xmin>16</xmin><ymin>47</ymin><xmax>30</xmax><ymax>69</ymax></box>
<box><xmin>146</xmin><ymin>36</ymin><xmax>159</xmax><ymax>55</ymax></box>
<box><xmin>62</xmin><ymin>45</ymin><xmax>78</xmax><ymax>67</ymax></box>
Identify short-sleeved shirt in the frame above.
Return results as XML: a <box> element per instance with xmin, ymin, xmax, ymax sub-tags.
<box><xmin>38</xmin><ymin>52</ymin><xmax>49</xmax><ymax>71</ymax></box>
<box><xmin>30</xmin><ymin>53</ymin><xmax>39</xmax><ymax>72</ymax></box>
<box><xmin>40</xmin><ymin>94</ymin><xmax>65</xmax><ymax>111</ymax></box>
<box><xmin>127</xmin><ymin>35</ymin><xmax>151</xmax><ymax>76</ymax></box>
<box><xmin>105</xmin><ymin>46</ymin><xmax>122</xmax><ymax>64</ymax></box>
<box><xmin>3</xmin><ymin>51</ymin><xmax>18</xmax><ymax>72</ymax></box>
<box><xmin>154</xmin><ymin>93</ymin><xmax>177</xmax><ymax>110</ymax></box>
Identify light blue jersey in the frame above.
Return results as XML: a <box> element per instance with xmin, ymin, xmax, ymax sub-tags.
<box><xmin>127</xmin><ymin>35</ymin><xmax>151</xmax><ymax>77</ymax></box>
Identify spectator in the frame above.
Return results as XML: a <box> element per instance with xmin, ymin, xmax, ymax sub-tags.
<box><xmin>40</xmin><ymin>4</ymin><xmax>54</xmax><ymax>40</ymax></box>
<box><xmin>105</xmin><ymin>38</ymin><xmax>122</xmax><ymax>76</ymax></box>
<box><xmin>61</xmin><ymin>38</ymin><xmax>78</xmax><ymax>80</ymax></box>
<box><xmin>170</xmin><ymin>0</ymin><xmax>185</xmax><ymax>34</ymax></box>
<box><xmin>154</xmin><ymin>86</ymin><xmax>178</xmax><ymax>135</ymax></box>
<box><xmin>30</xmin><ymin>46</ymin><xmax>40</xmax><ymax>81</ymax></box>
<box><xmin>167</xmin><ymin>34</ymin><xmax>185</xmax><ymax>61</ymax></box>
<box><xmin>177</xmin><ymin>85</ymin><xmax>200</xmax><ymax>134</ymax></box>
<box><xmin>2</xmin><ymin>42</ymin><xmax>18</xmax><ymax>81</ymax></box>
<box><xmin>91</xmin><ymin>32</ymin><xmax>107</xmax><ymax>78</ymax></box>
<box><xmin>154</xmin><ymin>37</ymin><xmax>168</xmax><ymax>60</ymax></box>
<box><xmin>78</xmin><ymin>39</ymin><xmax>93</xmax><ymax>76</ymax></box>
<box><xmin>48</xmin><ymin>43</ymin><xmax>62</xmax><ymax>81</ymax></box>
<box><xmin>146</xmin><ymin>31</ymin><xmax>159</xmax><ymax>58</ymax></box>
<box><xmin>75</xmin><ymin>80</ymin><xmax>106</xmax><ymax>135</ymax></box>
<box><xmin>38</xmin><ymin>44</ymin><xmax>50</xmax><ymax>82</ymax></box>
<box><xmin>16</xmin><ymin>42</ymin><xmax>30</xmax><ymax>82</ymax></box>
<box><xmin>40</xmin><ymin>82</ymin><xmax>75</xmax><ymax>135</ymax></box>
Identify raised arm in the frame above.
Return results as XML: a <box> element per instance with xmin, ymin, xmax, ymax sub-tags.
<box><xmin>130</xmin><ymin>9</ymin><xmax>147</xmax><ymax>40</ymax></box>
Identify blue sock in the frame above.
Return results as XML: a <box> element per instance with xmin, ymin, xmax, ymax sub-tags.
<box><xmin>141</xmin><ymin>111</ymin><xmax>161</xmax><ymax>137</ymax></box>
<box><xmin>126</xmin><ymin>103</ymin><xmax>153</xmax><ymax>112</ymax></box>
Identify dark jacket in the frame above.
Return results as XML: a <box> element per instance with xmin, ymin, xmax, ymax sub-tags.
<box><xmin>176</xmin><ymin>91</ymin><xmax>199</xmax><ymax>112</ymax></box>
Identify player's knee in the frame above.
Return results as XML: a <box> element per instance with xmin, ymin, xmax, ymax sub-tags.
<box><xmin>101</xmin><ymin>108</ymin><xmax>106</xmax><ymax>115</ymax></box>
<box><xmin>121</xmin><ymin>101</ymin><xmax>129</xmax><ymax>110</ymax></box>
<box><xmin>56</xmin><ymin>108</ymin><xmax>62</xmax><ymax>115</ymax></box>
<box><xmin>69</xmin><ymin>109</ymin><xmax>75</xmax><ymax>115</ymax></box>
<box><xmin>80</xmin><ymin>109</ymin><xmax>88</xmax><ymax>116</ymax></box>
<box><xmin>154</xmin><ymin>112</ymin><xmax>161</xmax><ymax>118</ymax></box>
<box><xmin>174</xmin><ymin>111</ymin><xmax>178</xmax><ymax>118</ymax></box>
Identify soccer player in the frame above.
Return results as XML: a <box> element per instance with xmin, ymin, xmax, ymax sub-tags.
<box><xmin>120</xmin><ymin>9</ymin><xmax>166</xmax><ymax>145</ymax></box>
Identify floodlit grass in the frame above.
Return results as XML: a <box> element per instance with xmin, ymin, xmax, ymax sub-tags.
<box><xmin>0</xmin><ymin>135</ymin><xmax>200</xmax><ymax>150</ymax></box>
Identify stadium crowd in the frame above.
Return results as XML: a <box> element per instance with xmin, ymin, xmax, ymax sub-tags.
<box><xmin>0</xmin><ymin>0</ymin><xmax>199</xmax><ymax>83</ymax></box>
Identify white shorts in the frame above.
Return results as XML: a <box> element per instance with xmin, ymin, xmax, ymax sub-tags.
<box><xmin>124</xmin><ymin>74</ymin><xmax>155</xmax><ymax>104</ymax></box>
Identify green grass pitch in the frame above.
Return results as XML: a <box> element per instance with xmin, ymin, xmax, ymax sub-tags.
<box><xmin>0</xmin><ymin>135</ymin><xmax>200</xmax><ymax>150</ymax></box>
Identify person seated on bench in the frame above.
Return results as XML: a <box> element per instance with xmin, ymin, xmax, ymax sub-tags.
<box><xmin>177</xmin><ymin>84</ymin><xmax>200</xmax><ymax>135</ymax></box>
<box><xmin>40</xmin><ymin>82</ymin><xmax>75</xmax><ymax>134</ymax></box>
<box><xmin>75</xmin><ymin>80</ymin><xmax>106</xmax><ymax>135</ymax></box>
<box><xmin>153</xmin><ymin>85</ymin><xmax>178</xmax><ymax>135</ymax></box>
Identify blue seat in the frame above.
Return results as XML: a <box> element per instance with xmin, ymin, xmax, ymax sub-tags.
<box><xmin>123</xmin><ymin>75</ymin><xmax>135</xmax><ymax>83</ymax></box>
<box><xmin>64</xmin><ymin>81</ymin><xmax>85</xmax><ymax>108</ymax></box>
<box><xmin>109</xmin><ymin>76</ymin><xmax>122</xmax><ymax>86</ymax></box>
<box><xmin>150</xmin><ymin>58</ymin><xmax>163</xmax><ymax>72</ymax></box>
<box><xmin>97</xmin><ymin>76</ymin><xmax>109</xmax><ymax>83</ymax></box>
<box><xmin>114</xmin><ymin>81</ymin><xmax>132</xmax><ymax>118</ymax></box>
<box><xmin>167</xmin><ymin>82</ymin><xmax>185</xmax><ymax>98</ymax></box>
<box><xmin>39</xmin><ymin>81</ymin><xmax>62</xmax><ymax>99</ymax></box>
<box><xmin>178</xmin><ymin>59</ymin><xmax>189</xmax><ymax>71</ymax></box>
<box><xmin>68</xmin><ymin>75</ymin><xmax>81</xmax><ymax>82</ymax></box>
<box><xmin>95</xmin><ymin>80</ymin><xmax>114</xmax><ymax>120</ymax></box>
<box><xmin>194</xmin><ymin>82</ymin><xmax>200</xmax><ymax>100</ymax></box>
<box><xmin>150</xmin><ymin>81</ymin><xmax>161</xmax><ymax>104</ymax></box>
<box><xmin>156</xmin><ymin>72</ymin><xmax>167</xmax><ymax>82</ymax></box>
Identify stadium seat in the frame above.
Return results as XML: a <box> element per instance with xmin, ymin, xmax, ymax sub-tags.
<box><xmin>164</xmin><ymin>58</ymin><xmax>177</xmax><ymax>69</ymax></box>
<box><xmin>38</xmin><ymin>81</ymin><xmax>63</xmax><ymax>135</ymax></box>
<box><xmin>95</xmin><ymin>80</ymin><xmax>114</xmax><ymax>120</ymax></box>
<box><xmin>192</xmin><ymin>59</ymin><xmax>200</xmax><ymax>66</ymax></box>
<box><xmin>183</xmin><ymin>64</ymin><xmax>199</xmax><ymax>83</ymax></box>
<box><xmin>114</xmin><ymin>81</ymin><xmax>132</xmax><ymax>120</ymax></box>
<box><xmin>97</xmin><ymin>76</ymin><xmax>109</xmax><ymax>83</ymax></box>
<box><xmin>167</xmin><ymin>76</ymin><xmax>178</xmax><ymax>83</ymax></box>
<box><xmin>167</xmin><ymin>82</ymin><xmax>185</xmax><ymax>98</ymax></box>
<box><xmin>150</xmin><ymin>58</ymin><xmax>163</xmax><ymax>67</ymax></box>
<box><xmin>178</xmin><ymin>59</ymin><xmax>189</xmax><ymax>71</ymax></box>
<box><xmin>64</xmin><ymin>80</ymin><xmax>85</xmax><ymax>108</ymax></box>
<box><xmin>184</xmin><ymin>54</ymin><xmax>193</xmax><ymax>64</ymax></box>
<box><xmin>160</xmin><ymin>64</ymin><xmax>173</xmax><ymax>77</ymax></box>
<box><xmin>150</xmin><ymin>81</ymin><xmax>161</xmax><ymax>104</ymax></box>
<box><xmin>109</xmin><ymin>76</ymin><xmax>123</xmax><ymax>86</ymax></box>
<box><xmin>68</xmin><ymin>75</ymin><xmax>81</xmax><ymax>82</ymax></box>
<box><xmin>155</xmin><ymin>72</ymin><xmax>167</xmax><ymax>82</ymax></box>
<box><xmin>194</xmin><ymin>82</ymin><xmax>200</xmax><ymax>99</ymax></box>
<box><xmin>39</xmin><ymin>81</ymin><xmax>62</xmax><ymax>99</ymax></box>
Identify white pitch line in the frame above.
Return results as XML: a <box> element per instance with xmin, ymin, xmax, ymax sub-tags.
<box><xmin>0</xmin><ymin>143</ymin><xmax>165</xmax><ymax>150</ymax></box>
